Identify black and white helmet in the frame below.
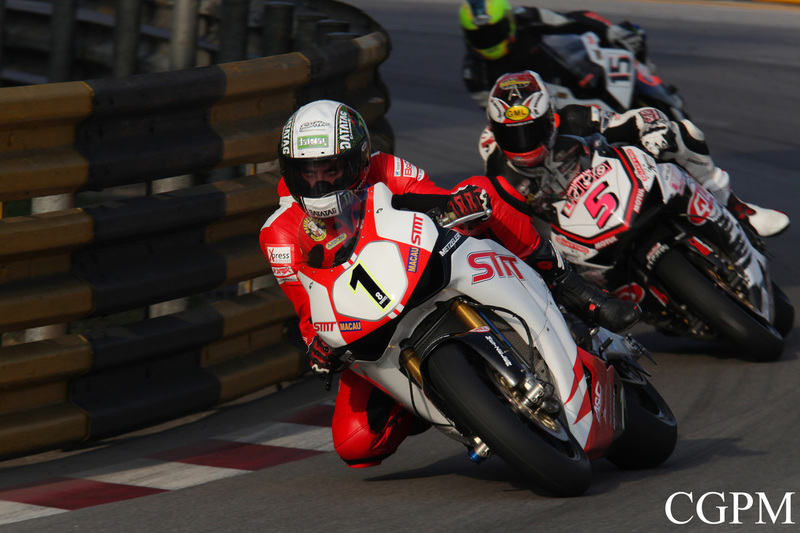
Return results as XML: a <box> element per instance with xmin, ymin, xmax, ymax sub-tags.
<box><xmin>279</xmin><ymin>100</ymin><xmax>371</xmax><ymax>218</ymax></box>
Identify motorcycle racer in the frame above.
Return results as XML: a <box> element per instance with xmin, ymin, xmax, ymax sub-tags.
<box><xmin>259</xmin><ymin>99</ymin><xmax>641</xmax><ymax>468</ymax></box>
<box><xmin>478</xmin><ymin>70</ymin><xmax>790</xmax><ymax>238</ymax></box>
<box><xmin>460</xmin><ymin>0</ymin><xmax>650</xmax><ymax>108</ymax></box>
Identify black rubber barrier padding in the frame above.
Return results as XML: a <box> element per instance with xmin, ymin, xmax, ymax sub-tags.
<box><xmin>70</xmin><ymin>350</ymin><xmax>220</xmax><ymax>440</ymax></box>
<box><xmin>297</xmin><ymin>40</ymin><xmax>362</xmax><ymax>105</ymax></box>
<box><xmin>72</xmin><ymin>306</ymin><xmax>227</xmax><ymax>439</ymax></box>
<box><xmin>85</xmin><ymin>304</ymin><xmax>227</xmax><ymax>370</ymax></box>
<box><xmin>76</xmin><ymin>67</ymin><xmax>228</xmax><ymax>191</ymax></box>
<box><xmin>70</xmin><ymin>230</ymin><xmax>246</xmax><ymax>316</ymax></box>
<box><xmin>82</xmin><ymin>183</ymin><xmax>229</xmax><ymax>244</ymax></box>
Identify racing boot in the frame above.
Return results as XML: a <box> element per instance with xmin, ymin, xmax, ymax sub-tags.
<box><xmin>527</xmin><ymin>239</ymin><xmax>641</xmax><ymax>332</ymax></box>
<box><xmin>726</xmin><ymin>190</ymin><xmax>790</xmax><ymax>238</ymax></box>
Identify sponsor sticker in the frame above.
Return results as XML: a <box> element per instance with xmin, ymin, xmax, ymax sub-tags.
<box><xmin>271</xmin><ymin>265</ymin><xmax>294</xmax><ymax>278</ymax></box>
<box><xmin>505</xmin><ymin>105</ymin><xmax>530</xmax><ymax>121</ymax></box>
<box><xmin>302</xmin><ymin>218</ymin><xmax>327</xmax><ymax>241</ymax></box>
<box><xmin>299</xmin><ymin>120</ymin><xmax>329</xmax><ymax>132</ymax></box>
<box><xmin>298</xmin><ymin>135</ymin><xmax>328</xmax><ymax>149</ymax></box>
<box><xmin>688</xmin><ymin>184</ymin><xmax>716</xmax><ymax>225</ymax></box>
<box><xmin>639</xmin><ymin>108</ymin><xmax>662</xmax><ymax>123</ymax></box>
<box><xmin>326</xmin><ymin>233</ymin><xmax>347</xmax><ymax>250</ymax></box>
<box><xmin>267</xmin><ymin>246</ymin><xmax>293</xmax><ymax>264</ymax></box>
<box><xmin>402</xmin><ymin>160</ymin><xmax>421</xmax><ymax>179</ymax></box>
<box><xmin>595</xmin><ymin>235</ymin><xmax>619</xmax><ymax>249</ymax></box>
<box><xmin>339</xmin><ymin>320</ymin><xmax>362</xmax><ymax>332</ymax></box>
<box><xmin>280</xmin><ymin>119</ymin><xmax>293</xmax><ymax>156</ymax></box>
<box><xmin>438</xmin><ymin>233</ymin><xmax>462</xmax><ymax>257</ymax></box>
<box><xmin>553</xmin><ymin>234</ymin><xmax>591</xmax><ymax>255</ymax></box>
<box><xmin>411</xmin><ymin>213</ymin><xmax>424</xmax><ymax>246</ymax></box>
<box><xmin>406</xmin><ymin>246</ymin><xmax>420</xmax><ymax>272</ymax></box>
<box><xmin>562</xmin><ymin>162</ymin><xmax>611</xmax><ymax>216</ymax></box>
<box><xmin>336</xmin><ymin>107</ymin><xmax>353</xmax><ymax>151</ymax></box>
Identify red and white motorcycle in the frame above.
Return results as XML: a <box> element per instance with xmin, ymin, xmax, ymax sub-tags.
<box><xmin>546</xmin><ymin>137</ymin><xmax>794</xmax><ymax>361</ymax></box>
<box><xmin>296</xmin><ymin>182</ymin><xmax>676</xmax><ymax>497</ymax></box>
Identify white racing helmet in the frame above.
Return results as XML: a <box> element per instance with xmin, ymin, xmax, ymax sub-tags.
<box><xmin>279</xmin><ymin>100</ymin><xmax>371</xmax><ymax>218</ymax></box>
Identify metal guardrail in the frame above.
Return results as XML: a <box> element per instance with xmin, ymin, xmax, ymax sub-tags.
<box><xmin>0</xmin><ymin>0</ymin><xmax>393</xmax><ymax>460</ymax></box>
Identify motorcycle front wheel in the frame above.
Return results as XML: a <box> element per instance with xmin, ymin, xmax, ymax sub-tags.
<box><xmin>425</xmin><ymin>342</ymin><xmax>592</xmax><ymax>497</ymax></box>
<box><xmin>655</xmin><ymin>249</ymin><xmax>785</xmax><ymax>362</ymax></box>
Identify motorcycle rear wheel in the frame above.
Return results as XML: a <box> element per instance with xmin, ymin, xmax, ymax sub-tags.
<box><xmin>605</xmin><ymin>380</ymin><xmax>677</xmax><ymax>470</ymax></box>
<box><xmin>772</xmin><ymin>282</ymin><xmax>794</xmax><ymax>338</ymax></box>
<box><xmin>656</xmin><ymin>249</ymin><xmax>784</xmax><ymax>362</ymax></box>
<box><xmin>426</xmin><ymin>343</ymin><xmax>592</xmax><ymax>497</ymax></box>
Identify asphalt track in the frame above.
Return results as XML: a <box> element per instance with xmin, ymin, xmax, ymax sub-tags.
<box><xmin>0</xmin><ymin>1</ymin><xmax>798</xmax><ymax>531</ymax></box>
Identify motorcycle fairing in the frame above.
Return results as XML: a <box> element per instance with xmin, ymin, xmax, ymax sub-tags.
<box><xmin>550</xmin><ymin>146</ymin><xmax>655</xmax><ymax>256</ymax></box>
<box><xmin>573</xmin><ymin>346</ymin><xmax>621</xmax><ymax>460</ymax></box>
<box><xmin>550</xmin><ymin>144</ymin><xmax>774</xmax><ymax>323</ymax></box>
<box><xmin>580</xmin><ymin>32</ymin><xmax>635</xmax><ymax>109</ymax></box>
<box><xmin>298</xmin><ymin>183</ymin><xmax>438</xmax><ymax>348</ymax></box>
<box><xmin>541</xmin><ymin>32</ymin><xmax>635</xmax><ymax>112</ymax></box>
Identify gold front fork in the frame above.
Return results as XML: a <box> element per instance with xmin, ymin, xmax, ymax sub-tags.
<box><xmin>400</xmin><ymin>347</ymin><xmax>423</xmax><ymax>386</ymax></box>
<box><xmin>451</xmin><ymin>299</ymin><xmax>488</xmax><ymax>329</ymax></box>
<box><xmin>400</xmin><ymin>300</ymin><xmax>487</xmax><ymax>386</ymax></box>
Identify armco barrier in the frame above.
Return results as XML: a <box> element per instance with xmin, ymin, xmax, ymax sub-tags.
<box><xmin>0</xmin><ymin>0</ymin><xmax>392</xmax><ymax>460</ymax></box>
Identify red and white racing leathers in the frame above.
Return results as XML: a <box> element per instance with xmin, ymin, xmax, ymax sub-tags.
<box><xmin>259</xmin><ymin>151</ymin><xmax>541</xmax><ymax>467</ymax></box>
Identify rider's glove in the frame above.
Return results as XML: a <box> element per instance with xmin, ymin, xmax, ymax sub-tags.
<box><xmin>447</xmin><ymin>185</ymin><xmax>491</xmax><ymax>221</ymax></box>
<box><xmin>606</xmin><ymin>23</ymin><xmax>644</xmax><ymax>57</ymax></box>
<box><xmin>640</xmin><ymin>123</ymin><xmax>678</xmax><ymax>158</ymax></box>
<box><xmin>308</xmin><ymin>335</ymin><xmax>344</xmax><ymax>375</ymax></box>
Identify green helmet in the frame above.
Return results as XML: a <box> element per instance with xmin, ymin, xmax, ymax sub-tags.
<box><xmin>459</xmin><ymin>0</ymin><xmax>516</xmax><ymax>60</ymax></box>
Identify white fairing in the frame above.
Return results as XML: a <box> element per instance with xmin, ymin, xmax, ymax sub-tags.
<box><xmin>446</xmin><ymin>239</ymin><xmax>596</xmax><ymax>445</ymax></box>
<box><xmin>544</xmin><ymin>32</ymin><xmax>635</xmax><ymax>112</ymax></box>
<box><xmin>550</xmin><ymin>146</ymin><xmax>773</xmax><ymax>322</ymax></box>
<box><xmin>332</xmin><ymin>241</ymin><xmax>407</xmax><ymax>321</ymax></box>
<box><xmin>300</xmin><ymin>183</ymin><xmax>597</xmax><ymax>447</ymax></box>
<box><xmin>551</xmin><ymin>147</ymin><xmax>658</xmax><ymax>267</ymax></box>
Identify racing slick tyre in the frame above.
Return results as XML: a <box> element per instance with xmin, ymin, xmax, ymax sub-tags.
<box><xmin>605</xmin><ymin>380</ymin><xmax>677</xmax><ymax>470</ymax></box>
<box><xmin>655</xmin><ymin>249</ymin><xmax>785</xmax><ymax>362</ymax></box>
<box><xmin>772</xmin><ymin>282</ymin><xmax>795</xmax><ymax>338</ymax></box>
<box><xmin>425</xmin><ymin>342</ymin><xmax>592</xmax><ymax>497</ymax></box>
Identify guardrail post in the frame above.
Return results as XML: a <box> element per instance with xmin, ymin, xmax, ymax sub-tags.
<box><xmin>170</xmin><ymin>0</ymin><xmax>199</xmax><ymax>70</ymax></box>
<box><xmin>24</xmin><ymin>193</ymin><xmax>74</xmax><ymax>342</ymax></box>
<box><xmin>219</xmin><ymin>0</ymin><xmax>250</xmax><ymax>63</ymax></box>
<box><xmin>114</xmin><ymin>0</ymin><xmax>144</xmax><ymax>77</ymax></box>
<box><xmin>261</xmin><ymin>1</ymin><xmax>294</xmax><ymax>56</ymax></box>
<box><xmin>293</xmin><ymin>11</ymin><xmax>326</xmax><ymax>52</ymax></box>
<box><xmin>316</xmin><ymin>19</ymin><xmax>350</xmax><ymax>44</ymax></box>
<box><xmin>49</xmin><ymin>0</ymin><xmax>78</xmax><ymax>82</ymax></box>
<box><xmin>0</xmin><ymin>0</ymin><xmax>6</xmax><ymax>83</ymax></box>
